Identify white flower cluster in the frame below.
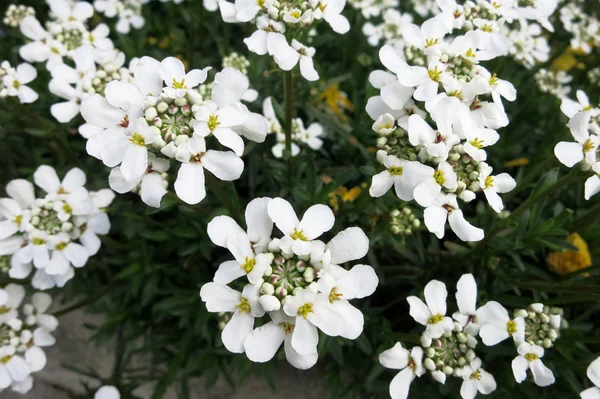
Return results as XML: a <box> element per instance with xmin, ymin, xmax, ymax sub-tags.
<box><xmin>3</xmin><ymin>4</ymin><xmax>35</xmax><ymax>28</ymax></box>
<box><xmin>555</xmin><ymin>91</ymin><xmax>600</xmax><ymax>200</ymax></box>
<box><xmin>348</xmin><ymin>0</ymin><xmax>398</xmax><ymax>19</ymax></box>
<box><xmin>94</xmin><ymin>0</ymin><xmax>147</xmax><ymax>34</ymax></box>
<box><xmin>80</xmin><ymin>57</ymin><xmax>268</xmax><ymax>207</ymax></box>
<box><xmin>0</xmin><ymin>286</ymin><xmax>58</xmax><ymax>394</ymax></box>
<box><xmin>218</xmin><ymin>0</ymin><xmax>351</xmax><ymax>81</ymax></box>
<box><xmin>363</xmin><ymin>9</ymin><xmax>414</xmax><ymax>47</ymax></box>
<box><xmin>262</xmin><ymin>97</ymin><xmax>324</xmax><ymax>158</ymax></box>
<box><xmin>534</xmin><ymin>68</ymin><xmax>573</xmax><ymax>99</ymax></box>
<box><xmin>0</xmin><ymin>166</ymin><xmax>114</xmax><ymax>290</ymax></box>
<box><xmin>559</xmin><ymin>2</ymin><xmax>600</xmax><ymax>55</ymax></box>
<box><xmin>411</xmin><ymin>0</ymin><xmax>441</xmax><ymax>17</ymax></box>
<box><xmin>201</xmin><ymin>197</ymin><xmax>378</xmax><ymax>369</ymax></box>
<box><xmin>366</xmin><ymin>11</ymin><xmax>518</xmax><ymax>242</ymax></box>
<box><xmin>380</xmin><ymin>275</ymin><xmax>564</xmax><ymax>399</ymax></box>
<box><xmin>18</xmin><ymin>0</ymin><xmax>114</xmax><ymax>71</ymax></box>
<box><xmin>505</xmin><ymin>19</ymin><xmax>551</xmax><ymax>68</ymax></box>
<box><xmin>0</xmin><ymin>61</ymin><xmax>38</xmax><ymax>104</ymax></box>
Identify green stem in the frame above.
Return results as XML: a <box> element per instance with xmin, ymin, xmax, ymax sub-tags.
<box><xmin>570</xmin><ymin>201</ymin><xmax>600</xmax><ymax>233</ymax></box>
<box><xmin>283</xmin><ymin>70</ymin><xmax>294</xmax><ymax>178</ymax></box>
<box><xmin>52</xmin><ymin>283</ymin><xmax>114</xmax><ymax>317</ymax></box>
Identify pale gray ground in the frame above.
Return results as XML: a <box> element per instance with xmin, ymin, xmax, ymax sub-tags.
<box><xmin>5</xmin><ymin>308</ymin><xmax>325</xmax><ymax>399</ymax></box>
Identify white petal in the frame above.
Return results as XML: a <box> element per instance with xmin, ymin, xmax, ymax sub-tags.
<box><xmin>424</xmin><ymin>280</ymin><xmax>447</xmax><ymax>315</ymax></box>
<box><xmin>456</xmin><ymin>274</ymin><xmax>477</xmax><ymax>315</ymax></box>
<box><xmin>480</xmin><ymin>325</ymin><xmax>509</xmax><ymax>346</ymax></box>
<box><xmin>95</xmin><ymin>386</ymin><xmax>121</xmax><ymax>399</ymax></box>
<box><xmin>291</xmin><ymin>316</ymin><xmax>319</xmax><ymax>355</ymax></box>
<box><xmin>25</xmin><ymin>346</ymin><xmax>46</xmax><ymax>372</ymax></box>
<box><xmin>207</xmin><ymin>216</ymin><xmax>245</xmax><ymax>248</ymax></box>
<box><xmin>298</xmin><ymin>204</ymin><xmax>335</xmax><ymax>240</ymax></box>
<box><xmin>268</xmin><ymin>198</ymin><xmax>300</xmax><ymax>235</ymax></box>
<box><xmin>202</xmin><ymin>151</ymin><xmax>244</xmax><ymax>181</ymax></box>
<box><xmin>531</xmin><ymin>359</ymin><xmax>555</xmax><ymax>387</ymax></box>
<box><xmin>407</xmin><ymin>296</ymin><xmax>431</xmax><ymax>326</ymax></box>
<box><xmin>423</xmin><ymin>205</ymin><xmax>447</xmax><ymax>239</ymax></box>
<box><xmin>389</xmin><ymin>368</ymin><xmax>416</xmax><ymax>399</ymax></box>
<box><xmin>379</xmin><ymin>342</ymin><xmax>409</xmax><ymax>369</ymax></box>
<box><xmin>199</xmin><ymin>282</ymin><xmax>240</xmax><ymax>312</ymax></box>
<box><xmin>369</xmin><ymin>170</ymin><xmax>394</xmax><ymax>197</ymax></box>
<box><xmin>221</xmin><ymin>311</ymin><xmax>254</xmax><ymax>353</ymax></box>
<box><xmin>63</xmin><ymin>243</ymin><xmax>89</xmax><ymax>267</ymax></box>
<box><xmin>214</xmin><ymin>260</ymin><xmax>246</xmax><ymax>284</ymax></box>
<box><xmin>140</xmin><ymin>173</ymin><xmax>168</xmax><ymax>208</ymax></box>
<box><xmin>326</xmin><ymin>227</ymin><xmax>369</xmax><ymax>265</ymax></box>
<box><xmin>212</xmin><ymin>67</ymin><xmax>249</xmax><ymax>108</ymax></box>
<box><xmin>554</xmin><ymin>142</ymin><xmax>584</xmax><ymax>167</ymax></box>
<box><xmin>448</xmin><ymin>210</ymin><xmax>484</xmax><ymax>242</ymax></box>
<box><xmin>243</xmin><ymin>321</ymin><xmax>285</xmax><ymax>362</ymax></box>
<box><xmin>174</xmin><ymin>163</ymin><xmax>206</xmax><ymax>205</ymax></box>
<box><xmin>284</xmin><ymin>335</ymin><xmax>318</xmax><ymax>369</ymax></box>
<box><xmin>6</xmin><ymin>356</ymin><xmax>30</xmax><ymax>382</ymax></box>
<box><xmin>34</xmin><ymin>165</ymin><xmax>61</xmax><ymax>194</ymax></box>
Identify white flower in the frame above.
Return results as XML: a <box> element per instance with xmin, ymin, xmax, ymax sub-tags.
<box><xmin>452</xmin><ymin>274</ymin><xmax>481</xmax><ymax>335</ymax></box>
<box><xmin>45</xmin><ymin>233</ymin><xmax>89</xmax><ymax>276</ymax></box>
<box><xmin>402</xmin><ymin>12</ymin><xmax>453</xmax><ymax>56</ymax></box>
<box><xmin>109</xmin><ymin>154</ymin><xmax>170</xmax><ymax>208</ymax></box>
<box><xmin>554</xmin><ymin>112</ymin><xmax>599</xmax><ymax>168</ymax></box>
<box><xmin>511</xmin><ymin>342</ymin><xmax>555</xmax><ymax>387</ymax></box>
<box><xmin>0</xmin><ymin>284</ymin><xmax>25</xmax><ymax>325</ymax></box>
<box><xmin>244</xmin><ymin>310</ymin><xmax>318</xmax><ymax>369</ymax></box>
<box><xmin>561</xmin><ymin>90</ymin><xmax>596</xmax><ymax>119</ymax></box>
<box><xmin>174</xmin><ymin>135</ymin><xmax>244</xmax><ymax>205</ymax></box>
<box><xmin>19</xmin><ymin>16</ymin><xmax>65</xmax><ymax>70</ymax></box>
<box><xmin>379</xmin><ymin>343</ymin><xmax>425</xmax><ymax>399</ymax></box>
<box><xmin>200</xmin><ymin>283</ymin><xmax>265</xmax><ymax>353</ymax></box>
<box><xmin>49</xmin><ymin>0</ymin><xmax>94</xmax><ymax>24</ymax></box>
<box><xmin>244</xmin><ymin>17</ymin><xmax>287</xmax><ymax>56</ymax></box>
<box><xmin>159</xmin><ymin>57</ymin><xmax>210</xmax><ymax>98</ymax></box>
<box><xmin>0</xmin><ymin>346</ymin><xmax>30</xmax><ymax>389</ymax></box>
<box><xmin>235</xmin><ymin>0</ymin><xmax>274</xmax><ymax>22</ymax></box>
<box><xmin>423</xmin><ymin>193</ymin><xmax>484</xmax><ymax>242</ymax></box>
<box><xmin>282</xmin><ymin>288</ymin><xmax>345</xmax><ymax>353</ymax></box>
<box><xmin>216</xmin><ymin>232</ymin><xmax>275</xmax><ymax>286</ymax></box>
<box><xmin>581</xmin><ymin>357</ymin><xmax>600</xmax><ymax>399</ymax></box>
<box><xmin>194</xmin><ymin>100</ymin><xmax>248</xmax><ymax>156</ymax></box>
<box><xmin>407</xmin><ymin>279</ymin><xmax>454</xmax><ymax>344</ymax></box>
<box><xmin>21</xmin><ymin>327</ymin><xmax>56</xmax><ymax>373</ymax></box>
<box><xmin>585</xmin><ymin>163</ymin><xmax>600</xmax><ymax>200</ymax></box>
<box><xmin>373</xmin><ymin>113</ymin><xmax>396</xmax><ymax>135</ymax></box>
<box><xmin>477</xmin><ymin>300</ymin><xmax>525</xmax><ymax>345</ymax></box>
<box><xmin>0</xmin><ymin>181</ymin><xmax>34</xmax><ymax>240</ymax></box>
<box><xmin>298</xmin><ymin>122</ymin><xmax>325</xmax><ymax>150</ymax></box>
<box><xmin>414</xmin><ymin>162</ymin><xmax>458</xmax><ymax>207</ymax></box>
<box><xmin>267</xmin><ymin>197</ymin><xmax>335</xmax><ymax>255</ymax></box>
<box><xmin>95</xmin><ymin>385</ymin><xmax>121</xmax><ymax>399</ymax></box>
<box><xmin>1</xmin><ymin>63</ymin><xmax>38</xmax><ymax>103</ymax></box>
<box><xmin>459</xmin><ymin>358</ymin><xmax>497</xmax><ymax>399</ymax></box>
<box><xmin>34</xmin><ymin>165</ymin><xmax>86</xmax><ymax>198</ymax></box>
<box><xmin>22</xmin><ymin>293</ymin><xmax>59</xmax><ymax>332</ymax></box>
<box><xmin>477</xmin><ymin>163</ymin><xmax>516</xmax><ymax>213</ymax></box>
<box><xmin>318</xmin><ymin>0</ymin><xmax>350</xmax><ymax>34</ymax></box>
<box><xmin>370</xmin><ymin>151</ymin><xmax>433</xmax><ymax>201</ymax></box>
<box><xmin>408</xmin><ymin>97</ymin><xmax>461</xmax><ymax>159</ymax></box>
<box><xmin>290</xmin><ymin>40</ymin><xmax>319</xmax><ymax>81</ymax></box>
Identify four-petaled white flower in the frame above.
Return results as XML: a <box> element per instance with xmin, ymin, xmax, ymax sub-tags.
<box><xmin>478</xmin><ymin>163</ymin><xmax>516</xmax><ymax>213</ymax></box>
<box><xmin>477</xmin><ymin>300</ymin><xmax>525</xmax><ymax>346</ymax></box>
<box><xmin>511</xmin><ymin>342</ymin><xmax>555</xmax><ymax>387</ymax></box>
<box><xmin>1</xmin><ymin>62</ymin><xmax>38</xmax><ymax>104</ymax></box>
<box><xmin>459</xmin><ymin>358</ymin><xmax>497</xmax><ymax>399</ymax></box>
<box><xmin>452</xmin><ymin>273</ymin><xmax>482</xmax><ymax>336</ymax></box>
<box><xmin>379</xmin><ymin>343</ymin><xmax>425</xmax><ymax>399</ymax></box>
<box><xmin>370</xmin><ymin>151</ymin><xmax>432</xmax><ymax>201</ymax></box>
<box><xmin>407</xmin><ymin>279</ymin><xmax>454</xmax><ymax>346</ymax></box>
<box><xmin>423</xmin><ymin>193</ymin><xmax>484</xmax><ymax>242</ymax></box>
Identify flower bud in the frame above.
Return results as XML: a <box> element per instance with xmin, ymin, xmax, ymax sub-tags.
<box><xmin>174</xmin><ymin>97</ymin><xmax>188</xmax><ymax>107</ymax></box>
<box><xmin>457</xmin><ymin>332</ymin><xmax>468</xmax><ymax>343</ymax></box>
<box><xmin>157</xmin><ymin>102</ymin><xmax>169</xmax><ymax>114</ymax></box>
<box><xmin>514</xmin><ymin>309</ymin><xmax>528</xmax><ymax>318</ymax></box>
<box><xmin>425</xmin><ymin>347</ymin><xmax>436</xmax><ymax>358</ymax></box>
<box><xmin>443</xmin><ymin>366</ymin><xmax>453</xmax><ymax>375</ymax></box>
<box><xmin>542</xmin><ymin>338</ymin><xmax>552</xmax><ymax>348</ymax></box>
<box><xmin>263</xmin><ymin>266</ymin><xmax>272</xmax><ymax>277</ymax></box>
<box><xmin>424</xmin><ymin>358</ymin><xmax>436</xmax><ymax>371</ymax></box>
<box><xmin>466</xmin><ymin>350</ymin><xmax>476</xmax><ymax>362</ymax></box>
<box><xmin>296</xmin><ymin>260</ymin><xmax>307</xmax><ymax>273</ymax></box>
<box><xmin>275</xmin><ymin>286</ymin><xmax>287</xmax><ymax>297</ymax></box>
<box><xmin>261</xmin><ymin>282</ymin><xmax>275</xmax><ymax>295</ymax></box>
<box><xmin>145</xmin><ymin>107</ymin><xmax>158</xmax><ymax>121</ymax></box>
<box><xmin>303</xmin><ymin>267</ymin><xmax>315</xmax><ymax>283</ymax></box>
<box><xmin>259</xmin><ymin>295</ymin><xmax>281</xmax><ymax>312</ymax></box>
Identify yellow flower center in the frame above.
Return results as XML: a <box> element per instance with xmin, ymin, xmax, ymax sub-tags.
<box><xmin>470</xmin><ymin>369</ymin><xmax>482</xmax><ymax>380</ymax></box>
<box><xmin>465</xmin><ymin>48</ymin><xmax>476</xmax><ymax>58</ymax></box>
<box><xmin>55</xmin><ymin>242</ymin><xmax>68</xmax><ymax>251</ymax></box>
<box><xmin>389</xmin><ymin>166</ymin><xmax>403</xmax><ymax>176</ymax></box>
<box><xmin>507</xmin><ymin>319</ymin><xmax>517</xmax><ymax>335</ymax></box>
<box><xmin>13</xmin><ymin>214</ymin><xmax>22</xmax><ymax>225</ymax></box>
<box><xmin>428</xmin><ymin>313</ymin><xmax>444</xmax><ymax>324</ymax></box>
<box><xmin>328</xmin><ymin>287</ymin><xmax>343</xmax><ymax>303</ymax></box>
<box><xmin>290</xmin><ymin>10</ymin><xmax>301</xmax><ymax>18</ymax></box>
<box><xmin>582</xmin><ymin>139</ymin><xmax>595</xmax><ymax>153</ymax></box>
<box><xmin>489</xmin><ymin>73</ymin><xmax>499</xmax><ymax>86</ymax></box>
<box><xmin>257</xmin><ymin>0</ymin><xmax>265</xmax><ymax>6</ymax></box>
<box><xmin>470</xmin><ymin>138</ymin><xmax>484</xmax><ymax>149</ymax></box>
<box><xmin>290</xmin><ymin>228</ymin><xmax>308</xmax><ymax>241</ymax></box>
<box><xmin>58</xmin><ymin>186</ymin><xmax>68</xmax><ymax>194</ymax></box>
<box><xmin>171</xmin><ymin>78</ymin><xmax>187</xmax><ymax>89</ymax></box>
<box><xmin>449</xmin><ymin>90</ymin><xmax>463</xmax><ymax>100</ymax></box>
<box><xmin>51</xmin><ymin>47</ymin><xmax>60</xmax><ymax>54</ymax></box>
<box><xmin>584</xmin><ymin>105</ymin><xmax>593</xmax><ymax>111</ymax></box>
<box><xmin>0</xmin><ymin>355</ymin><xmax>12</xmax><ymax>364</ymax></box>
<box><xmin>433</xmin><ymin>170</ymin><xmax>445</xmax><ymax>185</ymax></box>
<box><xmin>129</xmin><ymin>133</ymin><xmax>147</xmax><ymax>146</ymax></box>
<box><xmin>283</xmin><ymin>322</ymin><xmax>293</xmax><ymax>335</ymax></box>
<box><xmin>524</xmin><ymin>353</ymin><xmax>538</xmax><ymax>362</ymax></box>
<box><xmin>241</xmin><ymin>256</ymin><xmax>256</xmax><ymax>273</ymax></box>
<box><xmin>298</xmin><ymin>303</ymin><xmax>314</xmax><ymax>319</ymax></box>
<box><xmin>425</xmin><ymin>38</ymin><xmax>439</xmax><ymax>48</ymax></box>
<box><xmin>12</xmin><ymin>80</ymin><xmax>20</xmax><ymax>89</ymax></box>
<box><xmin>236</xmin><ymin>298</ymin><xmax>251</xmax><ymax>313</ymax></box>
<box><xmin>32</xmin><ymin>237</ymin><xmax>46</xmax><ymax>245</ymax></box>
<box><xmin>484</xmin><ymin>175</ymin><xmax>494</xmax><ymax>188</ymax></box>
<box><xmin>0</xmin><ymin>306</ymin><xmax>10</xmax><ymax>315</ymax></box>
<box><xmin>208</xmin><ymin>115</ymin><xmax>220</xmax><ymax>131</ymax></box>
<box><xmin>63</xmin><ymin>203</ymin><xmax>73</xmax><ymax>214</ymax></box>
<box><xmin>482</xmin><ymin>24</ymin><xmax>493</xmax><ymax>32</ymax></box>
<box><xmin>428</xmin><ymin>66</ymin><xmax>442</xmax><ymax>82</ymax></box>
<box><xmin>319</xmin><ymin>2</ymin><xmax>327</xmax><ymax>11</ymax></box>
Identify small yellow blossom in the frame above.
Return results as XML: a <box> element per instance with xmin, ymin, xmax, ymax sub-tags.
<box><xmin>546</xmin><ymin>233</ymin><xmax>592</xmax><ymax>275</ymax></box>
<box><xmin>329</xmin><ymin>185</ymin><xmax>363</xmax><ymax>211</ymax></box>
<box><xmin>504</xmin><ymin>158</ymin><xmax>530</xmax><ymax>168</ymax></box>
<box><xmin>314</xmin><ymin>83</ymin><xmax>354</xmax><ymax>120</ymax></box>
<box><xmin>552</xmin><ymin>46</ymin><xmax>589</xmax><ymax>72</ymax></box>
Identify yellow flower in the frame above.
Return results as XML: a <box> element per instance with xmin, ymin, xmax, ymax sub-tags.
<box><xmin>314</xmin><ymin>83</ymin><xmax>354</xmax><ymax>120</ymax></box>
<box><xmin>504</xmin><ymin>157</ymin><xmax>529</xmax><ymax>168</ymax></box>
<box><xmin>552</xmin><ymin>46</ymin><xmax>589</xmax><ymax>72</ymax></box>
<box><xmin>546</xmin><ymin>233</ymin><xmax>592</xmax><ymax>275</ymax></box>
<box><xmin>328</xmin><ymin>185</ymin><xmax>362</xmax><ymax>211</ymax></box>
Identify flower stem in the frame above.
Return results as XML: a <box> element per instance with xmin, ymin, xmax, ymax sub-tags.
<box><xmin>283</xmin><ymin>70</ymin><xmax>294</xmax><ymax>178</ymax></box>
<box><xmin>205</xmin><ymin>173</ymin><xmax>244</xmax><ymax>222</ymax></box>
<box><xmin>52</xmin><ymin>283</ymin><xmax>114</xmax><ymax>317</ymax></box>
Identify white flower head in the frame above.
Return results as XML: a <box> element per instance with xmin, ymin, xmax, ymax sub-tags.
<box><xmin>477</xmin><ymin>300</ymin><xmax>525</xmax><ymax>346</ymax></box>
<box><xmin>407</xmin><ymin>279</ymin><xmax>454</xmax><ymax>343</ymax></box>
<box><xmin>379</xmin><ymin>343</ymin><xmax>425</xmax><ymax>399</ymax></box>
<box><xmin>511</xmin><ymin>342</ymin><xmax>555</xmax><ymax>387</ymax></box>
<box><xmin>460</xmin><ymin>358</ymin><xmax>497</xmax><ymax>399</ymax></box>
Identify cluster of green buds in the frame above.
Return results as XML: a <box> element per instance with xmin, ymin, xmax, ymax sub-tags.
<box><xmin>588</xmin><ymin>67</ymin><xmax>600</xmax><ymax>86</ymax></box>
<box><xmin>0</xmin><ymin>256</ymin><xmax>10</xmax><ymax>274</ymax></box>
<box><xmin>262</xmin><ymin>247</ymin><xmax>316</xmax><ymax>301</ymax></box>
<box><xmin>404</xmin><ymin>46</ymin><xmax>426</xmax><ymax>66</ymax></box>
<box><xmin>144</xmin><ymin>91</ymin><xmax>203</xmax><ymax>146</ymax></box>
<box><xmin>198</xmin><ymin>82</ymin><xmax>213</xmax><ymax>101</ymax></box>
<box><xmin>30</xmin><ymin>200</ymin><xmax>73</xmax><ymax>235</ymax></box>
<box><xmin>513</xmin><ymin>303</ymin><xmax>566</xmax><ymax>349</ymax></box>
<box><xmin>440</xmin><ymin>53</ymin><xmax>477</xmax><ymax>83</ymax></box>
<box><xmin>447</xmin><ymin>145</ymin><xmax>481</xmax><ymax>194</ymax></box>
<box><xmin>217</xmin><ymin>312</ymin><xmax>231</xmax><ymax>330</ymax></box>
<box><xmin>390</xmin><ymin>207</ymin><xmax>420</xmax><ymax>235</ymax></box>
<box><xmin>534</xmin><ymin>68</ymin><xmax>572</xmax><ymax>97</ymax></box>
<box><xmin>223</xmin><ymin>52</ymin><xmax>251</xmax><ymax>75</ymax></box>
<box><xmin>462</xmin><ymin>0</ymin><xmax>499</xmax><ymax>25</ymax></box>
<box><xmin>3</xmin><ymin>4</ymin><xmax>35</xmax><ymax>28</ymax></box>
<box><xmin>422</xmin><ymin>326</ymin><xmax>478</xmax><ymax>377</ymax></box>
<box><xmin>376</xmin><ymin>128</ymin><xmax>420</xmax><ymax>161</ymax></box>
<box><xmin>0</xmin><ymin>324</ymin><xmax>19</xmax><ymax>347</ymax></box>
<box><xmin>84</xmin><ymin>68</ymin><xmax>127</xmax><ymax>97</ymax></box>
<box><xmin>47</xmin><ymin>21</ymin><xmax>85</xmax><ymax>51</ymax></box>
